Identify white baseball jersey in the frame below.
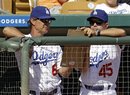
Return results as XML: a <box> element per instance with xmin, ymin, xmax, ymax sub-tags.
<box><xmin>95</xmin><ymin>3</ymin><xmax>130</xmax><ymax>14</ymax></box>
<box><xmin>15</xmin><ymin>34</ymin><xmax>63</xmax><ymax>95</ymax></box>
<box><xmin>79</xmin><ymin>45</ymin><xmax>121</xmax><ymax>95</ymax></box>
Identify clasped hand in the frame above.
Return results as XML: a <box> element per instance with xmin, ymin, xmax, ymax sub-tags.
<box><xmin>80</xmin><ymin>27</ymin><xmax>96</xmax><ymax>37</ymax></box>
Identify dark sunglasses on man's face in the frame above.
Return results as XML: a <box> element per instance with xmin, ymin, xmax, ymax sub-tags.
<box><xmin>38</xmin><ymin>19</ymin><xmax>52</xmax><ymax>24</ymax></box>
<box><xmin>89</xmin><ymin>19</ymin><xmax>105</xmax><ymax>26</ymax></box>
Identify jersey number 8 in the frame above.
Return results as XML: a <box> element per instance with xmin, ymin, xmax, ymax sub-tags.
<box><xmin>52</xmin><ymin>64</ymin><xmax>58</xmax><ymax>76</ymax></box>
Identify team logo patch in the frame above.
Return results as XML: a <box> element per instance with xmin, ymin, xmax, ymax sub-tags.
<box><xmin>93</xmin><ymin>10</ymin><xmax>98</xmax><ymax>15</ymax></box>
<box><xmin>45</xmin><ymin>8</ymin><xmax>50</xmax><ymax>15</ymax></box>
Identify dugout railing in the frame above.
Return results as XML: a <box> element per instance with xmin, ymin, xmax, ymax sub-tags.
<box><xmin>0</xmin><ymin>36</ymin><xmax>130</xmax><ymax>95</ymax></box>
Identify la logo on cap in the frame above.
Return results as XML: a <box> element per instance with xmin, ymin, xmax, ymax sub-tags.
<box><xmin>45</xmin><ymin>8</ymin><xmax>49</xmax><ymax>15</ymax></box>
<box><xmin>93</xmin><ymin>10</ymin><xmax>97</xmax><ymax>15</ymax></box>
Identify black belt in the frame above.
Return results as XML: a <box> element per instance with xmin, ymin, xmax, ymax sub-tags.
<box><xmin>84</xmin><ymin>84</ymin><xmax>111</xmax><ymax>91</ymax></box>
<box><xmin>30</xmin><ymin>88</ymin><xmax>57</xmax><ymax>95</ymax></box>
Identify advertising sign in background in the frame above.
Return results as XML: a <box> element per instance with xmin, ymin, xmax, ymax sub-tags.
<box><xmin>0</xmin><ymin>15</ymin><xmax>29</xmax><ymax>27</ymax></box>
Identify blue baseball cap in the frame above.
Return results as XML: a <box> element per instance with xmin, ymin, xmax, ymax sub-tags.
<box><xmin>87</xmin><ymin>9</ymin><xmax>108</xmax><ymax>22</ymax></box>
<box><xmin>30</xmin><ymin>6</ymin><xmax>55</xmax><ymax>20</ymax></box>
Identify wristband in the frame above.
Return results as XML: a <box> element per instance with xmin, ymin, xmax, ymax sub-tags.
<box><xmin>95</xmin><ymin>30</ymin><xmax>100</xmax><ymax>36</ymax></box>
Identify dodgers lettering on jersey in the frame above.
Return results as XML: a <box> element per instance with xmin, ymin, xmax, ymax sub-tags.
<box><xmin>32</xmin><ymin>50</ymin><xmax>59</xmax><ymax>66</ymax></box>
<box><xmin>90</xmin><ymin>50</ymin><xmax>109</xmax><ymax>67</ymax></box>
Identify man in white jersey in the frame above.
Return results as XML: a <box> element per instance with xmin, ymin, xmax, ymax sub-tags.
<box><xmin>79</xmin><ymin>9</ymin><xmax>126</xmax><ymax>95</ymax></box>
<box><xmin>95</xmin><ymin>0</ymin><xmax>130</xmax><ymax>94</ymax></box>
<box><xmin>95</xmin><ymin>0</ymin><xmax>130</xmax><ymax>14</ymax></box>
<box><xmin>3</xmin><ymin>6</ymin><xmax>74</xmax><ymax>95</ymax></box>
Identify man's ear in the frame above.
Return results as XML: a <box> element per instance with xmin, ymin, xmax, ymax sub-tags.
<box><xmin>30</xmin><ymin>18</ymin><xmax>36</xmax><ymax>25</ymax></box>
<box><xmin>105</xmin><ymin>22</ymin><xmax>109</xmax><ymax>29</ymax></box>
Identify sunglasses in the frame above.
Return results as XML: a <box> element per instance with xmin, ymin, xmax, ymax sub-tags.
<box><xmin>89</xmin><ymin>19</ymin><xmax>105</xmax><ymax>26</ymax></box>
<box><xmin>38</xmin><ymin>19</ymin><xmax>52</xmax><ymax>24</ymax></box>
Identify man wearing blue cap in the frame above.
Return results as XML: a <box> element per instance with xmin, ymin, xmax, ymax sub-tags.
<box><xmin>3</xmin><ymin>6</ymin><xmax>74</xmax><ymax>95</ymax></box>
<box><xmin>79</xmin><ymin>9</ymin><xmax>126</xmax><ymax>95</ymax></box>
